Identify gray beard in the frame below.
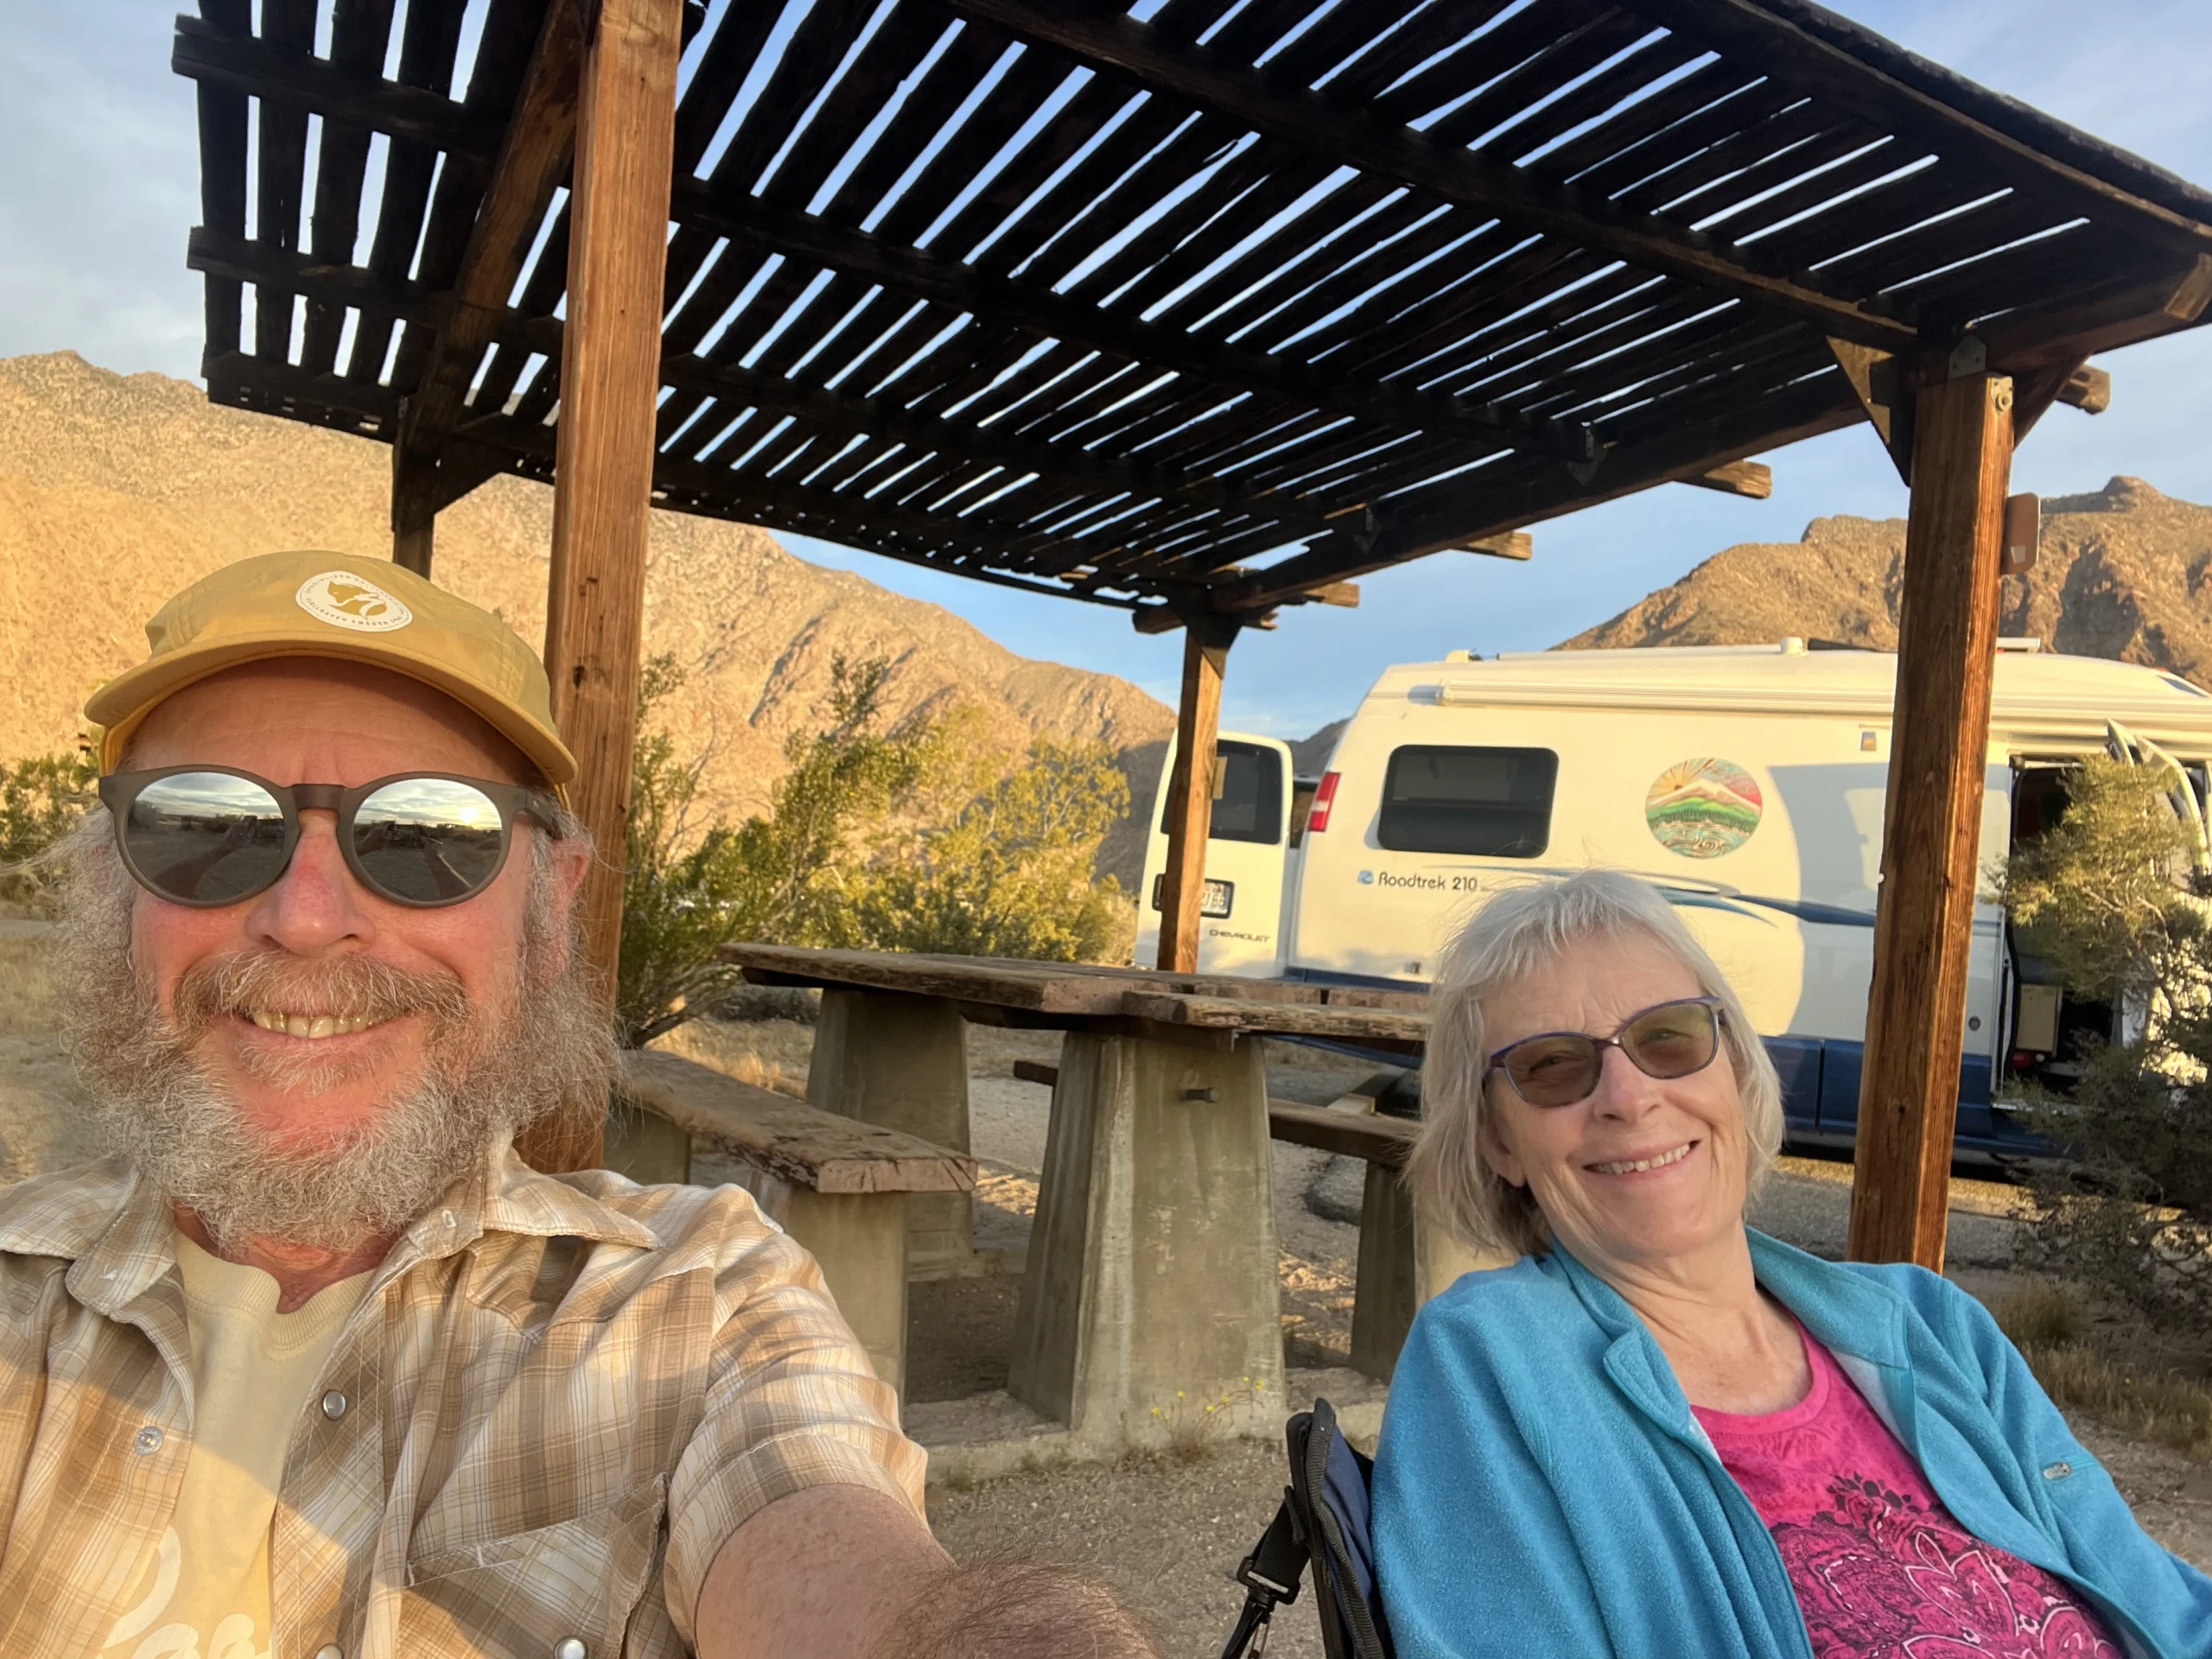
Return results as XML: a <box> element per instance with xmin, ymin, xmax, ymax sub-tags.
<box><xmin>51</xmin><ymin>817</ymin><xmax>612</xmax><ymax>1253</ymax></box>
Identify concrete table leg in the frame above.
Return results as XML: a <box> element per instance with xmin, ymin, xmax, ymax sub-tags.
<box><xmin>1008</xmin><ymin>1032</ymin><xmax>1286</xmax><ymax>1448</ymax></box>
<box><xmin>807</xmin><ymin>989</ymin><xmax>975</xmax><ymax>1279</ymax></box>
<box><xmin>1348</xmin><ymin>1163</ymin><xmax>1500</xmax><ymax>1381</ymax></box>
<box><xmin>748</xmin><ymin>1176</ymin><xmax>912</xmax><ymax>1397</ymax></box>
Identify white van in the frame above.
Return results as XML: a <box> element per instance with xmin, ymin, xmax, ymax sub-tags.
<box><xmin>1146</xmin><ymin>641</ymin><xmax>2212</xmax><ymax>1157</ymax></box>
<box><xmin>1133</xmin><ymin>733</ymin><xmax>1306</xmax><ymax>976</ymax></box>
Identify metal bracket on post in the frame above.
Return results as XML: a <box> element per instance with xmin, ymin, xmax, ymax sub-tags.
<box><xmin>1947</xmin><ymin>334</ymin><xmax>1988</xmax><ymax>379</ymax></box>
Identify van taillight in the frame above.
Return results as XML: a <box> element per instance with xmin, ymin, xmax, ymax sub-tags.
<box><xmin>1309</xmin><ymin>771</ymin><xmax>1341</xmax><ymax>833</ymax></box>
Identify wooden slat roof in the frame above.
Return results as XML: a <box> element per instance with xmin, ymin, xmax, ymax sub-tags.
<box><xmin>175</xmin><ymin>0</ymin><xmax>2212</xmax><ymax>625</ymax></box>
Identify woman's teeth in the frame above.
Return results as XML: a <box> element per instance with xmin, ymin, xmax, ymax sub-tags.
<box><xmin>1591</xmin><ymin>1143</ymin><xmax>1694</xmax><ymax>1175</ymax></box>
<box><xmin>245</xmin><ymin>1010</ymin><xmax>380</xmax><ymax>1039</ymax></box>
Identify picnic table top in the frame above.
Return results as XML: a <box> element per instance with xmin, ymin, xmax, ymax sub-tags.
<box><xmin>721</xmin><ymin>944</ymin><xmax>1429</xmax><ymax>1052</ymax></box>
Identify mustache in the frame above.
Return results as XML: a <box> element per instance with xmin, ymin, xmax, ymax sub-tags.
<box><xmin>169</xmin><ymin>950</ymin><xmax>473</xmax><ymax>1039</ymax></box>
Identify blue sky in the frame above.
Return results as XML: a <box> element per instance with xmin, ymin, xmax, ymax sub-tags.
<box><xmin>5</xmin><ymin>1</ymin><xmax>2211</xmax><ymax>737</ymax></box>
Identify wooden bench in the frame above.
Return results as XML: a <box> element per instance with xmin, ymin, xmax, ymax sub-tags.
<box><xmin>1009</xmin><ymin>1060</ymin><xmax>1481</xmax><ymax>1380</ymax></box>
<box><xmin>613</xmin><ymin>1049</ymin><xmax>976</xmax><ymax>1395</ymax></box>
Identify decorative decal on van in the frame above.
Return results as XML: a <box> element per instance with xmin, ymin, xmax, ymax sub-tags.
<box><xmin>1645</xmin><ymin>759</ymin><xmax>1763</xmax><ymax>859</ymax></box>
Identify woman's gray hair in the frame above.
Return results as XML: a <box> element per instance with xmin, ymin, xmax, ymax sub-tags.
<box><xmin>1406</xmin><ymin>869</ymin><xmax>1784</xmax><ymax>1260</ymax></box>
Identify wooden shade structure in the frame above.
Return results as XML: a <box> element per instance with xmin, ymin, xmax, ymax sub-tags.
<box><xmin>176</xmin><ymin>0</ymin><xmax>2212</xmax><ymax>1263</ymax></box>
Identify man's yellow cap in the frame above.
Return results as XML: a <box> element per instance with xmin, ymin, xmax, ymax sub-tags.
<box><xmin>86</xmin><ymin>551</ymin><xmax>578</xmax><ymax>787</ymax></box>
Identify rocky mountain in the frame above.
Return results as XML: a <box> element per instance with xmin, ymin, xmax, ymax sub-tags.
<box><xmin>0</xmin><ymin>353</ymin><xmax>1174</xmax><ymax>871</ymax></box>
<box><xmin>1562</xmin><ymin>476</ymin><xmax>2212</xmax><ymax>679</ymax></box>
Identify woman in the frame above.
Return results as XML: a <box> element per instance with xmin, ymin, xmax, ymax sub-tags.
<box><xmin>1373</xmin><ymin>869</ymin><xmax>2211</xmax><ymax>1658</ymax></box>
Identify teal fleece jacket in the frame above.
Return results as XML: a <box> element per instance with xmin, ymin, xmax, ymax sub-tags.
<box><xmin>1372</xmin><ymin>1230</ymin><xmax>2212</xmax><ymax>1659</ymax></box>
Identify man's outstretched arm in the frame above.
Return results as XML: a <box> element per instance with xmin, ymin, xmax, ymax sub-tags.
<box><xmin>693</xmin><ymin>1484</ymin><xmax>1157</xmax><ymax>1659</ymax></box>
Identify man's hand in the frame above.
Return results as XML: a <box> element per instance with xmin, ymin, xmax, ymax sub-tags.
<box><xmin>693</xmin><ymin>1485</ymin><xmax>1156</xmax><ymax>1658</ymax></box>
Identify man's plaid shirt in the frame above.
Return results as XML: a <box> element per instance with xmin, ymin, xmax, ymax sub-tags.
<box><xmin>0</xmin><ymin>1144</ymin><xmax>926</xmax><ymax>1657</ymax></box>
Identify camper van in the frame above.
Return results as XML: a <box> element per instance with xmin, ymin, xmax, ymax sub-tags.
<box><xmin>1137</xmin><ymin>641</ymin><xmax>2212</xmax><ymax>1157</ymax></box>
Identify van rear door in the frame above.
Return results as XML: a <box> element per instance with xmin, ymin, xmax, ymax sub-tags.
<box><xmin>1134</xmin><ymin>734</ymin><xmax>1293</xmax><ymax>976</ymax></box>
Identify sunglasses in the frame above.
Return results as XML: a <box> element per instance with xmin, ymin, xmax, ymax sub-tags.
<box><xmin>1484</xmin><ymin>996</ymin><xmax>1726</xmax><ymax>1108</ymax></box>
<box><xmin>99</xmin><ymin>766</ymin><xmax>564</xmax><ymax>910</ymax></box>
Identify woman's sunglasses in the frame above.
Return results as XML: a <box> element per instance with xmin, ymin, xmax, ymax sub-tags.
<box><xmin>1484</xmin><ymin>996</ymin><xmax>1726</xmax><ymax>1108</ymax></box>
<box><xmin>99</xmin><ymin>766</ymin><xmax>565</xmax><ymax>910</ymax></box>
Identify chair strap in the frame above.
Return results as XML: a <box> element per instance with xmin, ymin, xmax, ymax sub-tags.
<box><xmin>1217</xmin><ymin>1488</ymin><xmax>1306</xmax><ymax>1659</ymax></box>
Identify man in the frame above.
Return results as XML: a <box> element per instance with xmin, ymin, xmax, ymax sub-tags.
<box><xmin>2</xmin><ymin>550</ymin><xmax>1153</xmax><ymax>1658</ymax></box>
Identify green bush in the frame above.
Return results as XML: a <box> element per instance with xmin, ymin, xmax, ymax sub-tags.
<box><xmin>614</xmin><ymin>662</ymin><xmax>1138</xmax><ymax>1047</ymax></box>
<box><xmin>0</xmin><ymin>747</ymin><xmax>97</xmax><ymax>913</ymax></box>
<box><xmin>841</xmin><ymin>738</ymin><xmax>1135</xmax><ymax>964</ymax></box>
<box><xmin>1995</xmin><ymin>755</ymin><xmax>2212</xmax><ymax>1327</ymax></box>
<box><xmin>616</xmin><ymin>653</ymin><xmax>934</xmax><ymax>1047</ymax></box>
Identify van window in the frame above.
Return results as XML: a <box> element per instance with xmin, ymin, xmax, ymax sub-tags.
<box><xmin>1379</xmin><ymin>746</ymin><xmax>1557</xmax><ymax>857</ymax></box>
<box><xmin>1159</xmin><ymin>740</ymin><xmax>1284</xmax><ymax>845</ymax></box>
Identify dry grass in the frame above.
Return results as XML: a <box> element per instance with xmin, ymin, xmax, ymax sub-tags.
<box><xmin>1994</xmin><ymin>1281</ymin><xmax>2212</xmax><ymax>1460</ymax></box>
<box><xmin>647</xmin><ymin>1016</ymin><xmax>812</xmax><ymax>1098</ymax></box>
<box><xmin>0</xmin><ymin>936</ymin><xmax>56</xmax><ymax>1038</ymax></box>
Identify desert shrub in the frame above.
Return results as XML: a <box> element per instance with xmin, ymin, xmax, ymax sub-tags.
<box><xmin>0</xmin><ymin>747</ymin><xmax>97</xmax><ymax>914</ymax></box>
<box><xmin>616</xmin><ymin>654</ymin><xmax>934</xmax><ymax>1047</ymax></box>
<box><xmin>841</xmin><ymin>739</ymin><xmax>1135</xmax><ymax>964</ymax></box>
<box><xmin>617</xmin><ymin>664</ymin><xmax>1141</xmax><ymax>1046</ymax></box>
<box><xmin>1995</xmin><ymin>756</ymin><xmax>2212</xmax><ymax>1327</ymax></box>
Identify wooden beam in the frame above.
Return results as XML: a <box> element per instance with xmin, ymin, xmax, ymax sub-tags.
<box><xmin>534</xmin><ymin>0</ymin><xmax>683</xmax><ymax>1174</ymax></box>
<box><xmin>1622</xmin><ymin>0</ymin><xmax>2212</xmax><ymax>265</ymax></box>
<box><xmin>185</xmin><ymin>232</ymin><xmax>1343</xmax><ymax>545</ymax></box>
<box><xmin>940</xmin><ymin>0</ymin><xmax>1923</xmax><ymax>352</ymax></box>
<box><xmin>654</xmin><ymin>353</ymin><xmax>1338</xmax><ymax>539</ymax></box>
<box><xmin>1827</xmin><ymin>336</ymin><xmax>1914</xmax><ymax>484</ymax></box>
<box><xmin>199</xmin><ymin>346</ymin><xmax>1184</xmax><ymax>610</ymax></box>
<box><xmin>1847</xmin><ymin>372</ymin><xmax>2017</xmax><ymax>1270</ymax></box>
<box><xmin>391</xmin><ymin>0</ymin><xmax>584</xmax><ymax>563</ymax></box>
<box><xmin>2059</xmin><ymin>363</ymin><xmax>2113</xmax><ymax>416</ymax></box>
<box><xmin>173</xmin><ymin>13</ymin><xmax>503</xmax><ymax>154</ymax></box>
<box><xmin>1679</xmin><ymin>461</ymin><xmax>1773</xmax><ymax>500</ymax></box>
<box><xmin>1977</xmin><ymin>255</ymin><xmax>2212</xmax><ymax>373</ymax></box>
<box><xmin>671</xmin><ymin>187</ymin><xmax>1599</xmax><ymax>464</ymax></box>
<box><xmin>1217</xmin><ymin>375</ymin><xmax>1865</xmax><ymax>613</ymax></box>
<box><xmin>1456</xmin><ymin>531</ymin><xmax>1534</xmax><ymax>560</ymax></box>
<box><xmin>1156</xmin><ymin>613</ymin><xmax>1236</xmax><ymax>973</ymax></box>
<box><xmin>2013</xmin><ymin>359</ymin><xmax>2110</xmax><ymax>445</ymax></box>
<box><xmin>392</xmin><ymin>436</ymin><xmax>436</xmax><ymax>575</ymax></box>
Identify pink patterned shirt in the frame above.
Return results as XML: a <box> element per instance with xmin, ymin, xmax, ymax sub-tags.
<box><xmin>1690</xmin><ymin>1326</ymin><xmax>2121</xmax><ymax>1659</ymax></box>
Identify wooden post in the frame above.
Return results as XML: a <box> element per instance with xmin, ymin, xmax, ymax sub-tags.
<box><xmin>1155</xmin><ymin>613</ymin><xmax>1236</xmax><ymax>973</ymax></box>
<box><xmin>532</xmin><ymin>0</ymin><xmax>683</xmax><ymax>1173</ymax></box>
<box><xmin>1847</xmin><ymin>371</ymin><xmax>2016</xmax><ymax>1268</ymax></box>
<box><xmin>392</xmin><ymin>439</ymin><xmax>436</xmax><ymax>576</ymax></box>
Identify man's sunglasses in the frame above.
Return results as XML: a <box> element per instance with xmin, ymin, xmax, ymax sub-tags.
<box><xmin>1484</xmin><ymin>996</ymin><xmax>1726</xmax><ymax>1108</ymax></box>
<box><xmin>99</xmin><ymin>766</ymin><xmax>564</xmax><ymax>910</ymax></box>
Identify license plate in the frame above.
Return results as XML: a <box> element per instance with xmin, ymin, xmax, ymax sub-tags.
<box><xmin>1150</xmin><ymin>874</ymin><xmax>1234</xmax><ymax>918</ymax></box>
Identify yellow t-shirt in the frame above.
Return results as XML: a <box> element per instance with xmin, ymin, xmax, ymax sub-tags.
<box><xmin>98</xmin><ymin>1236</ymin><xmax>370</xmax><ymax>1659</ymax></box>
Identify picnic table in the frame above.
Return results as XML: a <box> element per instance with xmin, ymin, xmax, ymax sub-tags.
<box><xmin>721</xmin><ymin>945</ymin><xmax>1490</xmax><ymax>1441</ymax></box>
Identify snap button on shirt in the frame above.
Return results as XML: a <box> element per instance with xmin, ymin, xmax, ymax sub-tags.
<box><xmin>132</xmin><ymin>1426</ymin><xmax>163</xmax><ymax>1455</ymax></box>
<box><xmin>315</xmin><ymin>1645</ymin><xmax>343</xmax><ymax>1659</ymax></box>
<box><xmin>320</xmin><ymin>1389</ymin><xmax>348</xmax><ymax>1421</ymax></box>
<box><xmin>554</xmin><ymin>1640</ymin><xmax>588</xmax><ymax>1659</ymax></box>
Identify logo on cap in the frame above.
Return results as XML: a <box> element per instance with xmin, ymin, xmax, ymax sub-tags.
<box><xmin>295</xmin><ymin>571</ymin><xmax>414</xmax><ymax>633</ymax></box>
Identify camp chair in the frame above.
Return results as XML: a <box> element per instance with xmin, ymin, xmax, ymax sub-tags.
<box><xmin>1220</xmin><ymin>1398</ymin><xmax>1391</xmax><ymax>1659</ymax></box>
